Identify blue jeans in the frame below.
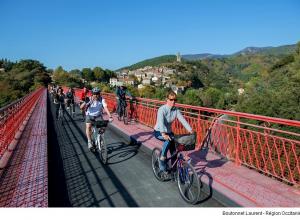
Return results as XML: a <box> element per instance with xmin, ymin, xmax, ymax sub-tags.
<box><xmin>154</xmin><ymin>130</ymin><xmax>175</xmax><ymax>171</ymax></box>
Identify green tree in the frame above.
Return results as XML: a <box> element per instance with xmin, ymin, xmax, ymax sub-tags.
<box><xmin>93</xmin><ymin>67</ymin><xmax>105</xmax><ymax>81</ymax></box>
<box><xmin>201</xmin><ymin>87</ymin><xmax>222</xmax><ymax>108</ymax></box>
<box><xmin>82</xmin><ymin>68</ymin><xmax>95</xmax><ymax>82</ymax></box>
<box><xmin>178</xmin><ymin>89</ymin><xmax>203</xmax><ymax>106</ymax></box>
<box><xmin>139</xmin><ymin>85</ymin><xmax>156</xmax><ymax>98</ymax></box>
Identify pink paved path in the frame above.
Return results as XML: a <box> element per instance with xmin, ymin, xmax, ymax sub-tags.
<box><xmin>108</xmin><ymin>114</ymin><xmax>300</xmax><ymax>207</ymax></box>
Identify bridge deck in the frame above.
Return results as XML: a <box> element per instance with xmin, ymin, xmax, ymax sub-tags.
<box><xmin>47</xmin><ymin>98</ymin><xmax>223</xmax><ymax>207</ymax></box>
<box><xmin>2</xmin><ymin>91</ymin><xmax>299</xmax><ymax>207</ymax></box>
<box><xmin>111</xmin><ymin>115</ymin><xmax>300</xmax><ymax>207</ymax></box>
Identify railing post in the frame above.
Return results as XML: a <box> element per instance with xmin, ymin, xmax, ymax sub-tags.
<box><xmin>197</xmin><ymin>110</ymin><xmax>202</xmax><ymax>150</ymax></box>
<box><xmin>236</xmin><ymin>116</ymin><xmax>241</xmax><ymax>165</ymax></box>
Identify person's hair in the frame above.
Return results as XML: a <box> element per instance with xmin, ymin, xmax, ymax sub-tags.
<box><xmin>166</xmin><ymin>90</ymin><xmax>177</xmax><ymax>99</ymax></box>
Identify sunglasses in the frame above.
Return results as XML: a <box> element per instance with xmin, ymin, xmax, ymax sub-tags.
<box><xmin>168</xmin><ymin>98</ymin><xmax>177</xmax><ymax>102</ymax></box>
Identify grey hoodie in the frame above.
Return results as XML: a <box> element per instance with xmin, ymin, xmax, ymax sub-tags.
<box><xmin>154</xmin><ymin>104</ymin><xmax>192</xmax><ymax>133</ymax></box>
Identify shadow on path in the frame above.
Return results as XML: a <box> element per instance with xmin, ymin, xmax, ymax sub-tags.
<box><xmin>47</xmin><ymin>95</ymin><xmax>71</xmax><ymax>207</ymax></box>
<box><xmin>49</xmin><ymin>100</ymin><xmax>139</xmax><ymax>206</ymax></box>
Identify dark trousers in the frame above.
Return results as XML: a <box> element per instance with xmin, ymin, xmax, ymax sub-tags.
<box><xmin>55</xmin><ymin>103</ymin><xmax>65</xmax><ymax>118</ymax></box>
<box><xmin>66</xmin><ymin>99</ymin><xmax>75</xmax><ymax>112</ymax></box>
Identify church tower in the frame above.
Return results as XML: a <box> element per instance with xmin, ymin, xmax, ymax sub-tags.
<box><xmin>176</xmin><ymin>52</ymin><xmax>181</xmax><ymax>62</ymax></box>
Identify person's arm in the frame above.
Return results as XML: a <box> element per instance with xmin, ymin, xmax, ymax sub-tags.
<box><xmin>80</xmin><ymin>102</ymin><xmax>86</xmax><ymax>109</ymax></box>
<box><xmin>80</xmin><ymin>98</ymin><xmax>89</xmax><ymax>110</ymax></box>
<box><xmin>176</xmin><ymin>109</ymin><xmax>193</xmax><ymax>133</ymax></box>
<box><xmin>102</xmin><ymin>99</ymin><xmax>112</xmax><ymax>118</ymax></box>
<box><xmin>156</xmin><ymin>108</ymin><xmax>171</xmax><ymax>140</ymax></box>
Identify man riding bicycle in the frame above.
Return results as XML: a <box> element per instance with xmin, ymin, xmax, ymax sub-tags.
<box><xmin>116</xmin><ymin>85</ymin><xmax>132</xmax><ymax>117</ymax></box>
<box><xmin>154</xmin><ymin>91</ymin><xmax>193</xmax><ymax>175</ymax></box>
<box><xmin>80</xmin><ymin>87</ymin><xmax>113</xmax><ymax>150</ymax></box>
<box><xmin>65</xmin><ymin>87</ymin><xmax>75</xmax><ymax>114</ymax></box>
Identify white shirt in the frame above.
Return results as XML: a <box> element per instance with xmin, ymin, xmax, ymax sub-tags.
<box><xmin>86</xmin><ymin>97</ymin><xmax>107</xmax><ymax>117</ymax></box>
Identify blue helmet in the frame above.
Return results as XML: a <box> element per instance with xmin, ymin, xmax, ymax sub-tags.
<box><xmin>92</xmin><ymin>87</ymin><xmax>101</xmax><ymax>94</ymax></box>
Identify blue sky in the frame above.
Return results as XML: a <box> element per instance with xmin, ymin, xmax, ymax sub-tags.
<box><xmin>0</xmin><ymin>0</ymin><xmax>299</xmax><ymax>70</ymax></box>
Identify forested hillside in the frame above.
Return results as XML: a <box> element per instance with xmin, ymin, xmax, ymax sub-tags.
<box><xmin>0</xmin><ymin>59</ymin><xmax>51</xmax><ymax>108</ymax></box>
<box><xmin>236</xmin><ymin>43</ymin><xmax>300</xmax><ymax>120</ymax></box>
<box><xmin>120</xmin><ymin>55</ymin><xmax>176</xmax><ymax>70</ymax></box>
<box><xmin>123</xmin><ymin>42</ymin><xmax>300</xmax><ymax>121</ymax></box>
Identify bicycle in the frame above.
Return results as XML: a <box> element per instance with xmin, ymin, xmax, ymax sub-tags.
<box><xmin>117</xmin><ymin>99</ymin><xmax>128</xmax><ymax>125</ymax></box>
<box><xmin>151</xmin><ymin>133</ymin><xmax>201</xmax><ymax>204</ymax></box>
<box><xmin>66</xmin><ymin>99</ymin><xmax>75</xmax><ymax>118</ymax></box>
<box><xmin>90</xmin><ymin>119</ymin><xmax>110</xmax><ymax>164</ymax></box>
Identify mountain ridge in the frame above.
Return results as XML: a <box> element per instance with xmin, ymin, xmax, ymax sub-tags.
<box><xmin>119</xmin><ymin>43</ymin><xmax>296</xmax><ymax>70</ymax></box>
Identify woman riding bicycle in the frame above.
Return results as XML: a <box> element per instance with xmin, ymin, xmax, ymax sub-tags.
<box><xmin>80</xmin><ymin>87</ymin><xmax>113</xmax><ymax>150</ymax></box>
<box><xmin>154</xmin><ymin>90</ymin><xmax>193</xmax><ymax>175</ymax></box>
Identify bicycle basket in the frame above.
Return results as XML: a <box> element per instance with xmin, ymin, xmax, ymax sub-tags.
<box><xmin>93</xmin><ymin>120</ymin><xmax>109</xmax><ymax>128</ymax></box>
<box><xmin>174</xmin><ymin>132</ymin><xmax>197</xmax><ymax>151</ymax></box>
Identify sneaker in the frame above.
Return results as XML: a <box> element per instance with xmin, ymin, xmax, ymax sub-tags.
<box><xmin>159</xmin><ymin>170</ymin><xmax>171</xmax><ymax>180</ymax></box>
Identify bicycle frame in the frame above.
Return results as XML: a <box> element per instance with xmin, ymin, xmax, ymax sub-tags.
<box><xmin>164</xmin><ymin>144</ymin><xmax>189</xmax><ymax>168</ymax></box>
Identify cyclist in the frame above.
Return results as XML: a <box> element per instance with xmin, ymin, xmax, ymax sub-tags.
<box><xmin>116</xmin><ymin>85</ymin><xmax>131</xmax><ymax>117</ymax></box>
<box><xmin>65</xmin><ymin>87</ymin><xmax>75</xmax><ymax>114</ymax></box>
<box><xmin>79</xmin><ymin>87</ymin><xmax>89</xmax><ymax>121</ymax></box>
<box><xmin>54</xmin><ymin>87</ymin><xmax>66</xmax><ymax>119</ymax></box>
<box><xmin>154</xmin><ymin>90</ymin><xmax>193</xmax><ymax>175</ymax></box>
<box><xmin>80</xmin><ymin>87</ymin><xmax>113</xmax><ymax>150</ymax></box>
<box><xmin>50</xmin><ymin>84</ymin><xmax>57</xmax><ymax>101</ymax></box>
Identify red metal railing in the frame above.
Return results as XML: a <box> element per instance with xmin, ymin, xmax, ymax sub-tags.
<box><xmin>69</xmin><ymin>88</ymin><xmax>299</xmax><ymax>186</ymax></box>
<box><xmin>0</xmin><ymin>87</ymin><xmax>44</xmax><ymax>159</ymax></box>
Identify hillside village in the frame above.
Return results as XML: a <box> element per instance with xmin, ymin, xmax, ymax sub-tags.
<box><xmin>110</xmin><ymin>53</ymin><xmax>186</xmax><ymax>94</ymax></box>
<box><xmin>112</xmin><ymin>65</ymin><xmax>186</xmax><ymax>94</ymax></box>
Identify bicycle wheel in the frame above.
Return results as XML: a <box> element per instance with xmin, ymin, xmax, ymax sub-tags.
<box><xmin>177</xmin><ymin>160</ymin><xmax>201</xmax><ymax>204</ymax></box>
<box><xmin>151</xmin><ymin>148</ymin><xmax>164</xmax><ymax>181</ymax></box>
<box><xmin>98</xmin><ymin>133</ymin><xmax>107</xmax><ymax>164</ymax></box>
<box><xmin>123</xmin><ymin>107</ymin><xmax>128</xmax><ymax>125</ymax></box>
